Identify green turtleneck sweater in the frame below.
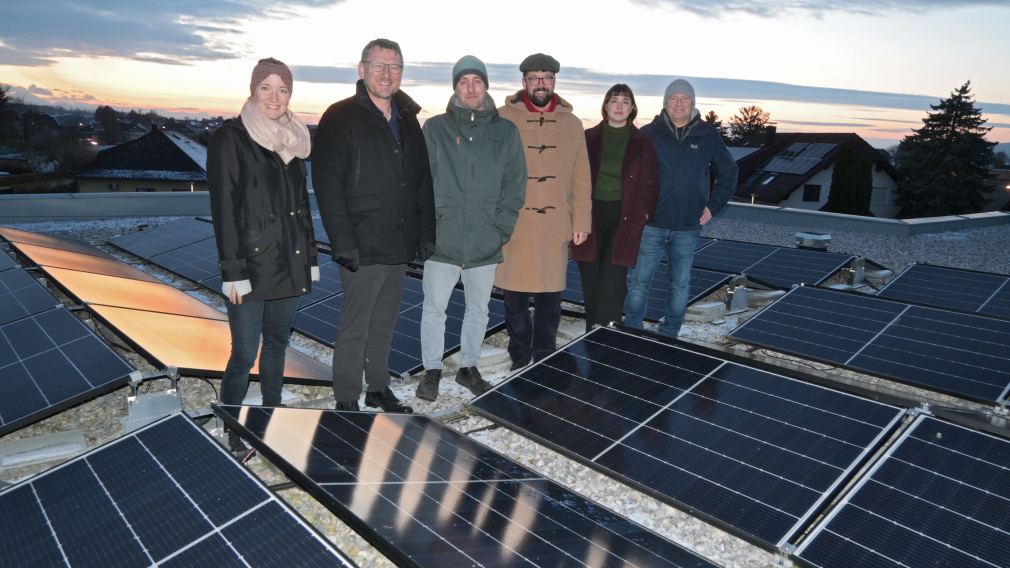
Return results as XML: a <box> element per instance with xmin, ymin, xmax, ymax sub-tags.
<box><xmin>594</xmin><ymin>123</ymin><xmax>631</xmax><ymax>201</ymax></box>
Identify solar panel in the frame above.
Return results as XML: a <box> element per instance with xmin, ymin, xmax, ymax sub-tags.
<box><xmin>0</xmin><ymin>249</ymin><xmax>15</xmax><ymax>271</ymax></box>
<box><xmin>0</xmin><ymin>226</ymin><xmax>112</xmax><ymax>258</ymax></box>
<box><xmin>40</xmin><ymin>266</ymin><xmax>227</xmax><ymax>321</ymax></box>
<box><xmin>295</xmin><ymin>275</ymin><xmax>507</xmax><ymax>376</ymax></box>
<box><xmin>469</xmin><ymin>327</ymin><xmax>904</xmax><ymax>549</ymax></box>
<box><xmin>762</xmin><ymin>156</ymin><xmax>821</xmax><ymax>175</ymax></box>
<box><xmin>693</xmin><ymin>240</ymin><xmax>854</xmax><ymax>289</ymax></box>
<box><xmin>216</xmin><ymin>405</ymin><xmax>717</xmax><ymax>568</ymax></box>
<box><xmin>109</xmin><ymin>218</ymin><xmax>216</xmax><ymax>258</ymax></box>
<box><xmin>203</xmin><ymin>257</ymin><xmax>343</xmax><ymax>310</ymax></box>
<box><xmin>6</xmin><ymin>242</ymin><xmax>162</xmax><ymax>283</ymax></box>
<box><xmin>149</xmin><ymin>237</ymin><xmax>222</xmax><ymax>283</ymax></box>
<box><xmin>0</xmin><ymin>306</ymin><xmax>135</xmax><ymax>436</ymax></box>
<box><xmin>695</xmin><ymin>236</ymin><xmax>716</xmax><ymax>251</ymax></box>
<box><xmin>313</xmin><ymin>218</ymin><xmax>331</xmax><ymax>247</ymax></box>
<box><xmin>729</xmin><ymin>286</ymin><xmax>1010</xmax><ymax>404</ymax></box>
<box><xmin>87</xmin><ymin>304</ymin><xmax>331</xmax><ymax>386</ymax></box>
<box><xmin>795</xmin><ymin>415</ymin><xmax>1010</xmax><ymax>568</ymax></box>
<box><xmin>0</xmin><ymin>413</ymin><xmax>354</xmax><ymax>567</ymax></box>
<box><xmin>0</xmin><ymin>265</ymin><xmax>59</xmax><ymax>326</ymax></box>
<box><xmin>877</xmin><ymin>263</ymin><xmax>1010</xmax><ymax>319</ymax></box>
<box><xmin>801</xmin><ymin>143</ymin><xmax>837</xmax><ymax>160</ymax></box>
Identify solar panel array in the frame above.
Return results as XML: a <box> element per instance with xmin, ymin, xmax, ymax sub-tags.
<box><xmin>295</xmin><ymin>274</ymin><xmax>507</xmax><ymax>376</ymax></box>
<box><xmin>693</xmin><ymin>240</ymin><xmax>855</xmax><ymax>289</ymax></box>
<box><xmin>877</xmin><ymin>263</ymin><xmax>1010</xmax><ymax>319</ymax></box>
<box><xmin>0</xmin><ymin>413</ymin><xmax>354</xmax><ymax>567</ymax></box>
<box><xmin>0</xmin><ymin>249</ymin><xmax>15</xmax><ymax>271</ymax></box>
<box><xmin>795</xmin><ymin>415</ymin><xmax>1010</xmax><ymax>568</ymax></box>
<box><xmin>0</xmin><ymin>306</ymin><xmax>135</xmax><ymax>436</ymax></box>
<box><xmin>762</xmin><ymin>143</ymin><xmax>836</xmax><ymax>175</ymax></box>
<box><xmin>729</xmin><ymin>286</ymin><xmax>1010</xmax><ymax>403</ymax></box>
<box><xmin>110</xmin><ymin>217</ymin><xmax>215</xmax><ymax>258</ymax></box>
<box><xmin>1</xmin><ymin>265</ymin><xmax>59</xmax><ymax>326</ymax></box>
<box><xmin>6</xmin><ymin>228</ymin><xmax>331</xmax><ymax>386</ymax></box>
<box><xmin>0</xmin><ymin>227</ymin><xmax>112</xmax><ymax>258</ymax></box>
<box><xmin>216</xmin><ymin>405</ymin><xmax>717</xmax><ymax>568</ymax></box>
<box><xmin>470</xmin><ymin>327</ymin><xmax>904</xmax><ymax>548</ymax></box>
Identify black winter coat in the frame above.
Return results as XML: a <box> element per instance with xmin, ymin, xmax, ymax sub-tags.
<box><xmin>312</xmin><ymin>81</ymin><xmax>435</xmax><ymax>265</ymax></box>
<box><xmin>207</xmin><ymin>118</ymin><xmax>317</xmax><ymax>300</ymax></box>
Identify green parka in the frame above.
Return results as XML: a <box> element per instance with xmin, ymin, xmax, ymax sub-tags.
<box><xmin>422</xmin><ymin>94</ymin><xmax>527</xmax><ymax>268</ymax></box>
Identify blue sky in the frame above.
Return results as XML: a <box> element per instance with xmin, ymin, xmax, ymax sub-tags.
<box><xmin>2</xmin><ymin>0</ymin><xmax>1008</xmax><ymax>147</ymax></box>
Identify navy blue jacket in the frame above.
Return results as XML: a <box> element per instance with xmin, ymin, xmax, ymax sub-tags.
<box><xmin>641</xmin><ymin>112</ymin><xmax>738</xmax><ymax>231</ymax></box>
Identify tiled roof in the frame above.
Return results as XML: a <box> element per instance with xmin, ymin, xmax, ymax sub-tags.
<box><xmin>76</xmin><ymin>128</ymin><xmax>206</xmax><ymax>182</ymax></box>
<box><xmin>733</xmin><ymin>133</ymin><xmax>896</xmax><ymax>204</ymax></box>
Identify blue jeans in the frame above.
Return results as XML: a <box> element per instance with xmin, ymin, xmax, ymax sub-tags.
<box><xmin>420</xmin><ymin>260</ymin><xmax>497</xmax><ymax>370</ymax></box>
<box><xmin>624</xmin><ymin>225</ymin><xmax>699</xmax><ymax>337</ymax></box>
<box><xmin>221</xmin><ymin>296</ymin><xmax>299</xmax><ymax>406</ymax></box>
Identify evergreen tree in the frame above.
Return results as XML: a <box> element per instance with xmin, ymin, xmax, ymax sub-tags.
<box><xmin>94</xmin><ymin>104</ymin><xmax>121</xmax><ymax>144</ymax></box>
<box><xmin>894</xmin><ymin>81</ymin><xmax>996</xmax><ymax>217</ymax></box>
<box><xmin>703</xmin><ymin>110</ymin><xmax>730</xmax><ymax>143</ymax></box>
<box><xmin>729</xmin><ymin>105</ymin><xmax>770</xmax><ymax>144</ymax></box>
<box><xmin>822</xmin><ymin>145</ymin><xmax>873</xmax><ymax>216</ymax></box>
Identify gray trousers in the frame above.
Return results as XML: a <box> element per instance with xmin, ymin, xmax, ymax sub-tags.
<box><xmin>420</xmin><ymin>260</ymin><xmax>497</xmax><ymax>370</ymax></box>
<box><xmin>331</xmin><ymin>263</ymin><xmax>406</xmax><ymax>402</ymax></box>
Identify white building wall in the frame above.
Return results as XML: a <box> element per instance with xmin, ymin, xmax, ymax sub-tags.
<box><xmin>777</xmin><ymin>163</ymin><xmax>901</xmax><ymax>218</ymax></box>
<box><xmin>778</xmin><ymin>168</ymin><xmax>834</xmax><ymax>211</ymax></box>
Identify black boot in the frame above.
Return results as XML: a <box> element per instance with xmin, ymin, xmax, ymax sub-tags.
<box><xmin>364</xmin><ymin>387</ymin><xmax>414</xmax><ymax>413</ymax></box>
<box><xmin>335</xmin><ymin>399</ymin><xmax>360</xmax><ymax>411</ymax></box>
<box><xmin>227</xmin><ymin>429</ymin><xmax>247</xmax><ymax>454</ymax></box>
<box><xmin>415</xmin><ymin>369</ymin><xmax>442</xmax><ymax>402</ymax></box>
<box><xmin>455</xmin><ymin>366</ymin><xmax>493</xmax><ymax>397</ymax></box>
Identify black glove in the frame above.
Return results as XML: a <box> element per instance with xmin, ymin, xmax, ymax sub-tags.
<box><xmin>416</xmin><ymin>242</ymin><xmax>435</xmax><ymax>261</ymax></box>
<box><xmin>333</xmin><ymin>249</ymin><xmax>359</xmax><ymax>272</ymax></box>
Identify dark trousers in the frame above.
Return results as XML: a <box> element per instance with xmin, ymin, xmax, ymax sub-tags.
<box><xmin>331</xmin><ymin>263</ymin><xmax>406</xmax><ymax>402</ymax></box>
<box><xmin>502</xmin><ymin>290</ymin><xmax>562</xmax><ymax>366</ymax></box>
<box><xmin>221</xmin><ymin>295</ymin><xmax>299</xmax><ymax>406</ymax></box>
<box><xmin>578</xmin><ymin>199</ymin><xmax>627</xmax><ymax>332</ymax></box>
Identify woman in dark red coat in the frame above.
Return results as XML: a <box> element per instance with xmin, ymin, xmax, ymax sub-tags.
<box><xmin>572</xmin><ymin>84</ymin><xmax>660</xmax><ymax>332</ymax></box>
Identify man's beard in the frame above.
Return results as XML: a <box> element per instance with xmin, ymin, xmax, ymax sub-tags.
<box><xmin>529</xmin><ymin>88</ymin><xmax>552</xmax><ymax>107</ymax></box>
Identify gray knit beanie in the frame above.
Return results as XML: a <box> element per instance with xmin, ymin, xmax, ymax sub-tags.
<box><xmin>664</xmin><ymin>79</ymin><xmax>695</xmax><ymax>108</ymax></box>
<box><xmin>453</xmin><ymin>55</ymin><xmax>488</xmax><ymax>87</ymax></box>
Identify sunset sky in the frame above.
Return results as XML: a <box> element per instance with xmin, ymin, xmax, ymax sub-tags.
<box><xmin>2</xmin><ymin>0</ymin><xmax>1009</xmax><ymax>148</ymax></box>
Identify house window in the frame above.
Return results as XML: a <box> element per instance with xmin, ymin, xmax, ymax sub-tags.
<box><xmin>135</xmin><ymin>187</ymin><xmax>156</xmax><ymax>192</ymax></box>
<box><xmin>802</xmin><ymin>184</ymin><xmax>821</xmax><ymax>202</ymax></box>
<box><xmin>761</xmin><ymin>174</ymin><xmax>777</xmax><ymax>186</ymax></box>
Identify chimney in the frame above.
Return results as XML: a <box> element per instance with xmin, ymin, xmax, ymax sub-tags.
<box><xmin>763</xmin><ymin>124</ymin><xmax>777</xmax><ymax>147</ymax></box>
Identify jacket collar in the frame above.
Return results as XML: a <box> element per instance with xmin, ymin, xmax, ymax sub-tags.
<box><xmin>506</xmin><ymin>89</ymin><xmax>574</xmax><ymax>114</ymax></box>
<box><xmin>354</xmin><ymin>79</ymin><xmax>421</xmax><ymax>117</ymax></box>
<box><xmin>447</xmin><ymin>92</ymin><xmax>499</xmax><ymax>125</ymax></box>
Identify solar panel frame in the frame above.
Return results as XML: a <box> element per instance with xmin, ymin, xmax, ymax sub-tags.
<box><xmin>729</xmin><ymin>285</ymin><xmax>1010</xmax><ymax>404</ymax></box>
<box><xmin>793</xmin><ymin>414</ymin><xmax>1010</xmax><ymax>568</ymax></box>
<box><xmin>464</xmin><ymin>327</ymin><xmax>900</xmax><ymax>549</ymax></box>
<box><xmin>0</xmin><ymin>306</ymin><xmax>136</xmax><ymax>437</ymax></box>
<box><xmin>215</xmin><ymin>405</ymin><xmax>718</xmax><ymax>568</ymax></box>
<box><xmin>0</xmin><ymin>413</ymin><xmax>356</xmax><ymax>568</ymax></box>
<box><xmin>108</xmin><ymin>218</ymin><xmax>216</xmax><ymax>259</ymax></box>
<box><xmin>877</xmin><ymin>262</ymin><xmax>1010</xmax><ymax>320</ymax></box>
<box><xmin>0</xmin><ymin>227</ymin><xmax>113</xmax><ymax>258</ymax></box>
<box><xmin>693</xmin><ymin>239</ymin><xmax>855</xmax><ymax>289</ymax></box>
<box><xmin>6</xmin><ymin>242</ymin><xmax>163</xmax><ymax>283</ymax></box>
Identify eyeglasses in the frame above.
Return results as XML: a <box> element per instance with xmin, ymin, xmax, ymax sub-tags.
<box><xmin>364</xmin><ymin>61</ymin><xmax>404</xmax><ymax>75</ymax></box>
<box><xmin>524</xmin><ymin>75</ymin><xmax>555</xmax><ymax>86</ymax></box>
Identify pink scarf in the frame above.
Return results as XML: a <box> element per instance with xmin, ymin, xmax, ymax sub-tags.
<box><xmin>239</xmin><ymin>99</ymin><xmax>310</xmax><ymax>164</ymax></box>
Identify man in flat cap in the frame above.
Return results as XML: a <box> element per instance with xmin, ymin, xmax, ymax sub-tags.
<box><xmin>414</xmin><ymin>56</ymin><xmax>526</xmax><ymax>402</ymax></box>
<box><xmin>624</xmin><ymin>78</ymin><xmax>738</xmax><ymax>337</ymax></box>
<box><xmin>496</xmin><ymin>52</ymin><xmax>591</xmax><ymax>370</ymax></box>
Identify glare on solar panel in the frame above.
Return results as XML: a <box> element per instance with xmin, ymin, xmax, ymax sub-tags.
<box><xmin>729</xmin><ymin>286</ymin><xmax>1010</xmax><ymax>404</ymax></box>
<box><xmin>87</xmin><ymin>304</ymin><xmax>330</xmax><ymax>386</ymax></box>
<box><xmin>469</xmin><ymin>327</ymin><xmax>904</xmax><ymax>549</ymax></box>
<box><xmin>216</xmin><ymin>405</ymin><xmax>717</xmax><ymax>568</ymax></box>
<box><xmin>795</xmin><ymin>415</ymin><xmax>1010</xmax><ymax>568</ymax></box>
<box><xmin>0</xmin><ymin>413</ymin><xmax>354</xmax><ymax>567</ymax></box>
<box><xmin>10</xmin><ymin>242</ymin><xmax>161</xmax><ymax>283</ymax></box>
<box><xmin>0</xmin><ymin>227</ymin><xmax>111</xmax><ymax>258</ymax></box>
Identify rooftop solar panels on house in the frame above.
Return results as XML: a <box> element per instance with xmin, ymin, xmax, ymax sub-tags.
<box><xmin>877</xmin><ymin>263</ymin><xmax>1010</xmax><ymax>319</ymax></box>
<box><xmin>7</xmin><ymin>242</ymin><xmax>162</xmax><ymax>283</ymax></box>
<box><xmin>693</xmin><ymin>240</ymin><xmax>855</xmax><ymax>289</ymax></box>
<box><xmin>108</xmin><ymin>217</ymin><xmax>216</xmax><ymax>258</ymax></box>
<box><xmin>216</xmin><ymin>405</ymin><xmax>716</xmax><ymax>568</ymax></box>
<box><xmin>40</xmin><ymin>266</ymin><xmax>226</xmax><ymax>321</ymax></box>
<box><xmin>0</xmin><ymin>306</ymin><xmax>135</xmax><ymax>436</ymax></box>
<box><xmin>295</xmin><ymin>275</ymin><xmax>506</xmax><ymax>376</ymax></box>
<box><xmin>469</xmin><ymin>327</ymin><xmax>904</xmax><ymax>549</ymax></box>
<box><xmin>0</xmin><ymin>265</ymin><xmax>59</xmax><ymax>326</ymax></box>
<box><xmin>88</xmin><ymin>304</ymin><xmax>330</xmax><ymax>386</ymax></box>
<box><xmin>729</xmin><ymin>286</ymin><xmax>1010</xmax><ymax>404</ymax></box>
<box><xmin>794</xmin><ymin>415</ymin><xmax>1010</xmax><ymax>568</ymax></box>
<box><xmin>0</xmin><ymin>226</ymin><xmax>111</xmax><ymax>258</ymax></box>
<box><xmin>0</xmin><ymin>413</ymin><xmax>354</xmax><ymax>568</ymax></box>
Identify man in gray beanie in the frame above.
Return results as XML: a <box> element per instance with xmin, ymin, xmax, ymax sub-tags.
<box><xmin>624</xmin><ymin>78</ymin><xmax>737</xmax><ymax>337</ymax></box>
<box><xmin>415</xmin><ymin>56</ymin><xmax>527</xmax><ymax>402</ymax></box>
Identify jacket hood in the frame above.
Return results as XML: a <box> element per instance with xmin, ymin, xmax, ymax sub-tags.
<box><xmin>354</xmin><ymin>79</ymin><xmax>422</xmax><ymax>116</ymax></box>
<box><xmin>506</xmin><ymin>90</ymin><xmax>574</xmax><ymax>113</ymax></box>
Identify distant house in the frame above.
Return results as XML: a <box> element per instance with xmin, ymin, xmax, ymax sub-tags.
<box><xmin>989</xmin><ymin>168</ymin><xmax>1010</xmax><ymax>212</ymax></box>
<box><xmin>75</xmin><ymin>128</ymin><xmax>207</xmax><ymax>193</ymax></box>
<box><xmin>732</xmin><ymin>133</ymin><xmax>899</xmax><ymax>218</ymax></box>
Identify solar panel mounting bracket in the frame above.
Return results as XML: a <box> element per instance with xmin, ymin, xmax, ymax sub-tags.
<box><xmin>847</xmin><ymin>257</ymin><xmax>866</xmax><ymax>286</ymax></box>
<box><xmin>725</xmin><ymin>275</ymin><xmax>750</xmax><ymax>314</ymax></box>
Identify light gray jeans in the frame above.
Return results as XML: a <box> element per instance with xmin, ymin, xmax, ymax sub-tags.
<box><xmin>421</xmin><ymin>260</ymin><xmax>497</xmax><ymax>370</ymax></box>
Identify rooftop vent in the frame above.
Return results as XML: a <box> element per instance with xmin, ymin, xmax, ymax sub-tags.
<box><xmin>795</xmin><ymin>231</ymin><xmax>831</xmax><ymax>251</ymax></box>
